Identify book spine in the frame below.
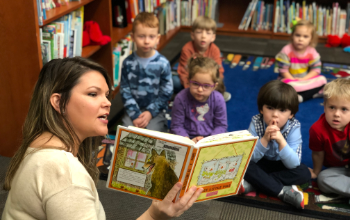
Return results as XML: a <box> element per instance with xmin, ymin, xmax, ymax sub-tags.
<box><xmin>244</xmin><ymin>0</ymin><xmax>258</xmax><ymax>30</ymax></box>
<box><xmin>274</xmin><ymin>5</ymin><xmax>279</xmax><ymax>33</ymax></box>
<box><xmin>239</xmin><ymin>1</ymin><xmax>253</xmax><ymax>30</ymax></box>
<box><xmin>279</xmin><ymin>0</ymin><xmax>283</xmax><ymax>32</ymax></box>
<box><xmin>179</xmin><ymin>148</ymin><xmax>198</xmax><ymax>198</ymax></box>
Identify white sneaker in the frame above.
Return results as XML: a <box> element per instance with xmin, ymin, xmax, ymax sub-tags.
<box><xmin>223</xmin><ymin>91</ymin><xmax>231</xmax><ymax>102</ymax></box>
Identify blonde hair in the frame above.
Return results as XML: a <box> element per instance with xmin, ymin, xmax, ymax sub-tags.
<box><xmin>291</xmin><ymin>20</ymin><xmax>318</xmax><ymax>47</ymax></box>
<box><xmin>187</xmin><ymin>55</ymin><xmax>220</xmax><ymax>83</ymax></box>
<box><xmin>132</xmin><ymin>12</ymin><xmax>159</xmax><ymax>33</ymax></box>
<box><xmin>191</xmin><ymin>16</ymin><xmax>217</xmax><ymax>34</ymax></box>
<box><xmin>323</xmin><ymin>79</ymin><xmax>350</xmax><ymax>103</ymax></box>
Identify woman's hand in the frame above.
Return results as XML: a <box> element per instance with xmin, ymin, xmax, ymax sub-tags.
<box><xmin>140</xmin><ymin>182</ymin><xmax>203</xmax><ymax>220</ymax></box>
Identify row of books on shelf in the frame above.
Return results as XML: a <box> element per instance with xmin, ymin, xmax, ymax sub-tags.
<box><xmin>40</xmin><ymin>7</ymin><xmax>84</xmax><ymax>64</ymax></box>
<box><xmin>274</xmin><ymin>1</ymin><xmax>350</xmax><ymax>36</ymax></box>
<box><xmin>240</xmin><ymin>1</ymin><xmax>350</xmax><ymax>37</ymax></box>
<box><xmin>124</xmin><ymin>0</ymin><xmax>218</xmax><ymax>26</ymax></box>
<box><xmin>181</xmin><ymin>0</ymin><xmax>218</xmax><ymax>26</ymax></box>
<box><xmin>36</xmin><ymin>0</ymin><xmax>218</xmax><ymax>28</ymax></box>
<box><xmin>239</xmin><ymin>1</ymin><xmax>274</xmax><ymax>31</ymax></box>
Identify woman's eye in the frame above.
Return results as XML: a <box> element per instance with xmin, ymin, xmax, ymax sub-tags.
<box><xmin>88</xmin><ymin>93</ymin><xmax>97</xmax><ymax>97</ymax></box>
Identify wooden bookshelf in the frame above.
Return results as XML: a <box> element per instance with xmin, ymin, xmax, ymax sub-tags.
<box><xmin>82</xmin><ymin>45</ymin><xmax>101</xmax><ymax>58</ymax></box>
<box><xmin>42</xmin><ymin>0</ymin><xmax>94</xmax><ymax>26</ymax></box>
<box><xmin>157</xmin><ymin>27</ymin><xmax>181</xmax><ymax>51</ymax></box>
<box><xmin>215</xmin><ymin>0</ymin><xmax>331</xmax><ymax>44</ymax></box>
<box><xmin>112</xmin><ymin>24</ymin><xmax>133</xmax><ymax>45</ymax></box>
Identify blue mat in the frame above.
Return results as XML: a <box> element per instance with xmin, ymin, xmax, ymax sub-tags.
<box><xmin>223</xmin><ymin>61</ymin><xmax>332</xmax><ymax>168</ymax></box>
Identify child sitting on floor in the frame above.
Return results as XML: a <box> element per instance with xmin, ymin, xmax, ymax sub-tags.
<box><xmin>276</xmin><ymin>20</ymin><xmax>326</xmax><ymax>103</ymax></box>
<box><xmin>175</xmin><ymin>16</ymin><xmax>231</xmax><ymax>102</ymax></box>
<box><xmin>309</xmin><ymin>79</ymin><xmax>350</xmax><ymax>197</ymax></box>
<box><xmin>239</xmin><ymin>80</ymin><xmax>311</xmax><ymax>209</ymax></box>
<box><xmin>170</xmin><ymin>56</ymin><xmax>227</xmax><ymax>143</ymax></box>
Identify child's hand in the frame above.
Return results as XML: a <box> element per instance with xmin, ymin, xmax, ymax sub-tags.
<box><xmin>262</xmin><ymin>120</ymin><xmax>280</xmax><ymax>146</ymax></box>
<box><xmin>308</xmin><ymin>167</ymin><xmax>318</xmax><ymax>179</ymax></box>
<box><xmin>145</xmin><ymin>182</ymin><xmax>203</xmax><ymax>220</ymax></box>
<box><xmin>192</xmin><ymin>136</ymin><xmax>203</xmax><ymax>143</ymax></box>
<box><xmin>138</xmin><ymin>111</ymin><xmax>152</xmax><ymax>128</ymax></box>
<box><xmin>269</xmin><ymin>120</ymin><xmax>284</xmax><ymax>144</ymax></box>
<box><xmin>133</xmin><ymin>118</ymin><xmax>142</xmax><ymax>127</ymax></box>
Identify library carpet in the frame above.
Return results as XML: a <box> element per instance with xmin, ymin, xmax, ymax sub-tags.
<box><xmin>216</xmin><ymin>58</ymin><xmax>350</xmax><ymax>219</ymax></box>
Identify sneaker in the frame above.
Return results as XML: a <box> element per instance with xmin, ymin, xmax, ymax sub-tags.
<box><xmin>279</xmin><ymin>185</ymin><xmax>304</xmax><ymax>209</ymax></box>
<box><xmin>223</xmin><ymin>91</ymin><xmax>231</xmax><ymax>102</ymax></box>
<box><xmin>238</xmin><ymin>179</ymin><xmax>255</xmax><ymax>194</ymax></box>
<box><xmin>298</xmin><ymin>94</ymin><xmax>303</xmax><ymax>103</ymax></box>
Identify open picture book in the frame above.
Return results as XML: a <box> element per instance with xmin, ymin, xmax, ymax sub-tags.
<box><xmin>106</xmin><ymin>126</ymin><xmax>258</xmax><ymax>202</ymax></box>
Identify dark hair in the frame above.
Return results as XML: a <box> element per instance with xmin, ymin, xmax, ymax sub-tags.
<box><xmin>4</xmin><ymin>57</ymin><xmax>111</xmax><ymax>190</ymax></box>
<box><xmin>257</xmin><ymin>80</ymin><xmax>299</xmax><ymax>115</ymax></box>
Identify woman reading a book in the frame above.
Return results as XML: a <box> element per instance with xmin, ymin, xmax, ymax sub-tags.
<box><xmin>2</xmin><ymin>57</ymin><xmax>203</xmax><ymax>220</ymax></box>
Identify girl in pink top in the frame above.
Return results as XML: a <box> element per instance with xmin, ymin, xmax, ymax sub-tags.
<box><xmin>276</xmin><ymin>20</ymin><xmax>326</xmax><ymax>102</ymax></box>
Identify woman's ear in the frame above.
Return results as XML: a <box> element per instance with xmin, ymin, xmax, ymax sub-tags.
<box><xmin>50</xmin><ymin>93</ymin><xmax>62</xmax><ymax>113</ymax></box>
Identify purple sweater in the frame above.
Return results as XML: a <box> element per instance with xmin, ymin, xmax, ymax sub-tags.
<box><xmin>170</xmin><ymin>88</ymin><xmax>227</xmax><ymax>138</ymax></box>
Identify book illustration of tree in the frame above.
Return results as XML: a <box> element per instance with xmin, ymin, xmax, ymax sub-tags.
<box><xmin>112</xmin><ymin>132</ymin><xmax>178</xmax><ymax>199</ymax></box>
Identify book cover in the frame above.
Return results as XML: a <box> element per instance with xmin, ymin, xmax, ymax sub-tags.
<box><xmin>42</xmin><ymin>40</ymin><xmax>51</xmax><ymax>64</ymax></box>
<box><xmin>106</xmin><ymin>126</ymin><xmax>258</xmax><ymax>202</ymax></box>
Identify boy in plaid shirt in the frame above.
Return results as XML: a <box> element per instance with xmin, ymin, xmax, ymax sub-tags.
<box><xmin>239</xmin><ymin>80</ymin><xmax>311</xmax><ymax>209</ymax></box>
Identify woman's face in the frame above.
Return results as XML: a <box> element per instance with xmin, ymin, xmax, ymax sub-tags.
<box><xmin>65</xmin><ymin>70</ymin><xmax>111</xmax><ymax>140</ymax></box>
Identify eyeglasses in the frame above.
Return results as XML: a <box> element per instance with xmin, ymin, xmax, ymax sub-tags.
<box><xmin>189</xmin><ymin>80</ymin><xmax>215</xmax><ymax>91</ymax></box>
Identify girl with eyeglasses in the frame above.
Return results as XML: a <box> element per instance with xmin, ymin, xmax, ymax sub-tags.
<box><xmin>170</xmin><ymin>56</ymin><xmax>228</xmax><ymax>143</ymax></box>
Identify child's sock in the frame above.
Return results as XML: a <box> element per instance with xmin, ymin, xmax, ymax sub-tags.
<box><xmin>238</xmin><ymin>179</ymin><xmax>256</xmax><ymax>194</ymax></box>
<box><xmin>278</xmin><ymin>185</ymin><xmax>304</xmax><ymax>209</ymax></box>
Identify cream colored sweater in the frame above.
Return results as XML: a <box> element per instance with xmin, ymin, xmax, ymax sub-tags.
<box><xmin>2</xmin><ymin>148</ymin><xmax>105</xmax><ymax>220</ymax></box>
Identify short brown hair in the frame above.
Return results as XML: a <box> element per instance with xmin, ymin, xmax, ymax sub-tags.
<box><xmin>323</xmin><ymin>79</ymin><xmax>350</xmax><ymax>103</ymax></box>
<box><xmin>291</xmin><ymin>20</ymin><xmax>318</xmax><ymax>47</ymax></box>
<box><xmin>187</xmin><ymin>55</ymin><xmax>220</xmax><ymax>84</ymax></box>
<box><xmin>257</xmin><ymin>80</ymin><xmax>299</xmax><ymax>115</ymax></box>
<box><xmin>132</xmin><ymin>12</ymin><xmax>159</xmax><ymax>33</ymax></box>
<box><xmin>192</xmin><ymin>16</ymin><xmax>217</xmax><ymax>34</ymax></box>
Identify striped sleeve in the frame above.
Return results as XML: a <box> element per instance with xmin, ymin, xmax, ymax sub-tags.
<box><xmin>308</xmin><ymin>49</ymin><xmax>322</xmax><ymax>74</ymax></box>
<box><xmin>275</xmin><ymin>51</ymin><xmax>291</xmax><ymax>73</ymax></box>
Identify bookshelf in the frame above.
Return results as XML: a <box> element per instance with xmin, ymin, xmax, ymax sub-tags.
<box><xmin>1</xmin><ymin>0</ymin><xmax>339</xmax><ymax>157</ymax></box>
<box><xmin>0</xmin><ymin>0</ymin><xmax>182</xmax><ymax>157</ymax></box>
<box><xmin>213</xmin><ymin>0</ymin><xmax>349</xmax><ymax>43</ymax></box>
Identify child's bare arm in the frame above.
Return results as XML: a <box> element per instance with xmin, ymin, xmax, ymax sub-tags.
<box><xmin>312</xmin><ymin>150</ymin><xmax>324</xmax><ymax>177</ymax></box>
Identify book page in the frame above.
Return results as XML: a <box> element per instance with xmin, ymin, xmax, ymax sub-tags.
<box><xmin>107</xmin><ymin>127</ymin><xmax>192</xmax><ymax>200</ymax></box>
<box><xmin>195</xmin><ymin>130</ymin><xmax>253</xmax><ymax>147</ymax></box>
<box><xmin>187</xmin><ymin>137</ymin><xmax>258</xmax><ymax>202</ymax></box>
<box><xmin>127</xmin><ymin>126</ymin><xmax>195</xmax><ymax>146</ymax></box>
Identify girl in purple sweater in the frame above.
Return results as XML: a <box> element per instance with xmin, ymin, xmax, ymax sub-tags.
<box><xmin>170</xmin><ymin>56</ymin><xmax>227</xmax><ymax>143</ymax></box>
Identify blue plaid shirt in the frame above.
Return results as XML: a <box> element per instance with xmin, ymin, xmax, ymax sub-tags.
<box><xmin>248</xmin><ymin>114</ymin><xmax>302</xmax><ymax>169</ymax></box>
<box><xmin>120</xmin><ymin>51</ymin><xmax>173</xmax><ymax>120</ymax></box>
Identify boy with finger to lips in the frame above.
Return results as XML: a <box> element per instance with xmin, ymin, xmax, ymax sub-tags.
<box><xmin>238</xmin><ymin>80</ymin><xmax>311</xmax><ymax>210</ymax></box>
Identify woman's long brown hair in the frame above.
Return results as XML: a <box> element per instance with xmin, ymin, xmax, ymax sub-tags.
<box><xmin>4</xmin><ymin>57</ymin><xmax>112</xmax><ymax>190</ymax></box>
